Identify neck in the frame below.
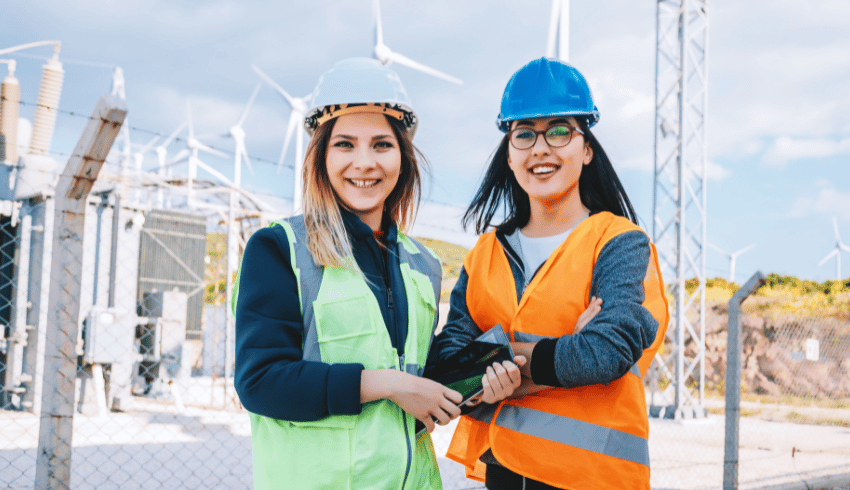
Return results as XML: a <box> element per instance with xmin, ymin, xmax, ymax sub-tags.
<box><xmin>356</xmin><ymin>208</ymin><xmax>384</xmax><ymax>231</ymax></box>
<box><xmin>522</xmin><ymin>193</ymin><xmax>589</xmax><ymax>238</ymax></box>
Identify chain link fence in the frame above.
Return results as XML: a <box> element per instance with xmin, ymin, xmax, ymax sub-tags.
<box><xmin>646</xmin><ymin>286</ymin><xmax>850</xmax><ymax>490</ymax></box>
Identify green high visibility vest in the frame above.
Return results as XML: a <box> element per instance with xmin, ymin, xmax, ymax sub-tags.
<box><xmin>234</xmin><ymin>216</ymin><xmax>444</xmax><ymax>490</ymax></box>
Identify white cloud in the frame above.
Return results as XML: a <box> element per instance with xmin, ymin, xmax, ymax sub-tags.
<box><xmin>706</xmin><ymin>160</ymin><xmax>731</xmax><ymax>180</ymax></box>
<box><xmin>763</xmin><ymin>136</ymin><xmax>850</xmax><ymax>166</ymax></box>
<box><xmin>788</xmin><ymin>181</ymin><xmax>850</xmax><ymax>221</ymax></box>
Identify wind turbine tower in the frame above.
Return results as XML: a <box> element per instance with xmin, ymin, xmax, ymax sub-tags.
<box><xmin>651</xmin><ymin>0</ymin><xmax>709</xmax><ymax>419</ymax></box>
<box><xmin>818</xmin><ymin>217</ymin><xmax>850</xmax><ymax>281</ymax></box>
<box><xmin>546</xmin><ymin>0</ymin><xmax>570</xmax><ymax>62</ymax></box>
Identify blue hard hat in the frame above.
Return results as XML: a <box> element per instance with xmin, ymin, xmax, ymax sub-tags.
<box><xmin>305</xmin><ymin>58</ymin><xmax>418</xmax><ymax>137</ymax></box>
<box><xmin>496</xmin><ymin>57</ymin><xmax>600</xmax><ymax>132</ymax></box>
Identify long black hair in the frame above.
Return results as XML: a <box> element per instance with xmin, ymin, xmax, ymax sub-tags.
<box><xmin>461</xmin><ymin>117</ymin><xmax>638</xmax><ymax>234</ymax></box>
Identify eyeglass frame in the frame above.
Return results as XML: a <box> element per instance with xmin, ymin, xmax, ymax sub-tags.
<box><xmin>507</xmin><ymin>123</ymin><xmax>585</xmax><ymax>150</ymax></box>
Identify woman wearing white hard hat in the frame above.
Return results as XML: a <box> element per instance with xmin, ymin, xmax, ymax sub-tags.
<box><xmin>435</xmin><ymin>57</ymin><xmax>670</xmax><ymax>489</ymax></box>
<box><xmin>233</xmin><ymin>58</ymin><xmax>462</xmax><ymax>489</ymax></box>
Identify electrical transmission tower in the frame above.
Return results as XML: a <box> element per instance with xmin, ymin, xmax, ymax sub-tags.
<box><xmin>651</xmin><ymin>0</ymin><xmax>709</xmax><ymax>419</ymax></box>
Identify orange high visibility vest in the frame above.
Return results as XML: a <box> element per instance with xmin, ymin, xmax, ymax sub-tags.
<box><xmin>446</xmin><ymin>212</ymin><xmax>669</xmax><ymax>490</ymax></box>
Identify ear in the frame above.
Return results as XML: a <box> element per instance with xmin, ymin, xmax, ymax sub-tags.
<box><xmin>582</xmin><ymin>143</ymin><xmax>593</xmax><ymax>166</ymax></box>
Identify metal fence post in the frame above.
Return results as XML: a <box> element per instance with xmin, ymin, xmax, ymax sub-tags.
<box><xmin>34</xmin><ymin>94</ymin><xmax>127</xmax><ymax>489</ymax></box>
<box><xmin>723</xmin><ymin>271</ymin><xmax>766</xmax><ymax>490</ymax></box>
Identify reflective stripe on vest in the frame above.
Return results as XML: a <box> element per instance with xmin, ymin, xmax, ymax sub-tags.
<box><xmin>473</xmin><ymin>405</ymin><xmax>650</xmax><ymax>467</ymax></box>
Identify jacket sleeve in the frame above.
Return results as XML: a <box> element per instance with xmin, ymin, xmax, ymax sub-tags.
<box><xmin>234</xmin><ymin>226</ymin><xmax>364</xmax><ymax>421</ymax></box>
<box><xmin>432</xmin><ymin>267</ymin><xmax>483</xmax><ymax>361</ymax></box>
<box><xmin>530</xmin><ymin>230</ymin><xmax>659</xmax><ymax>388</ymax></box>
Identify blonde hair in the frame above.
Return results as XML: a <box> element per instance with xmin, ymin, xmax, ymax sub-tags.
<box><xmin>301</xmin><ymin>116</ymin><xmax>424</xmax><ymax>268</ymax></box>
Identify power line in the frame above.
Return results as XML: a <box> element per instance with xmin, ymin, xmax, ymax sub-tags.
<box><xmin>4</xmin><ymin>97</ymin><xmax>294</xmax><ymax>170</ymax></box>
<box><xmin>3</xmin><ymin>97</ymin><xmax>473</xmax><ymax>211</ymax></box>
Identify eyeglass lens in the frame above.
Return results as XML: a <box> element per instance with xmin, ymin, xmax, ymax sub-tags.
<box><xmin>510</xmin><ymin>125</ymin><xmax>573</xmax><ymax>149</ymax></box>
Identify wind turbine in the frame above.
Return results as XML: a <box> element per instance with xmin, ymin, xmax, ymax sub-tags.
<box><xmin>708</xmin><ymin>242</ymin><xmax>757</xmax><ymax>284</ymax></box>
<box><xmin>372</xmin><ymin>0</ymin><xmax>463</xmax><ymax>85</ymax></box>
<box><xmin>252</xmin><ymin>64</ymin><xmax>312</xmax><ymax>213</ymax></box>
<box><xmin>165</xmin><ymin>101</ymin><xmax>234</xmax><ymax>209</ymax></box>
<box><xmin>223</xmin><ymin>82</ymin><xmax>260</xmax><ymax>189</ymax></box>
<box><xmin>818</xmin><ymin>217</ymin><xmax>850</xmax><ymax>281</ymax></box>
<box><xmin>546</xmin><ymin>0</ymin><xmax>570</xmax><ymax>62</ymax></box>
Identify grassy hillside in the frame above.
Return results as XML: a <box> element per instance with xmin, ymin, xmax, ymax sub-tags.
<box><xmin>688</xmin><ymin>275</ymin><xmax>850</xmax><ymax>321</ymax></box>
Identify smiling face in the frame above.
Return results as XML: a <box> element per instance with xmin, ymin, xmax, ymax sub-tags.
<box><xmin>507</xmin><ymin>116</ymin><xmax>593</xmax><ymax>208</ymax></box>
<box><xmin>325</xmin><ymin>113</ymin><xmax>402</xmax><ymax>230</ymax></box>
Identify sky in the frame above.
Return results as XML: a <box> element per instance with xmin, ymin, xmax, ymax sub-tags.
<box><xmin>1</xmin><ymin>0</ymin><xmax>849</xmax><ymax>283</ymax></box>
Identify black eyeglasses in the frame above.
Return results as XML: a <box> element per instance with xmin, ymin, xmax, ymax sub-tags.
<box><xmin>508</xmin><ymin>124</ymin><xmax>584</xmax><ymax>150</ymax></box>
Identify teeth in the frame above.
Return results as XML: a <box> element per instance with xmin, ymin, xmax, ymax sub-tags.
<box><xmin>350</xmin><ymin>179</ymin><xmax>379</xmax><ymax>188</ymax></box>
<box><xmin>531</xmin><ymin>165</ymin><xmax>558</xmax><ymax>174</ymax></box>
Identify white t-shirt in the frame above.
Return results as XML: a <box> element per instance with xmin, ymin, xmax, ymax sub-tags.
<box><xmin>514</xmin><ymin>223</ymin><xmax>580</xmax><ymax>285</ymax></box>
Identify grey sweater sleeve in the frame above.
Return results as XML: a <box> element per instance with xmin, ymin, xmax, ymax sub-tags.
<box><xmin>531</xmin><ymin>230</ymin><xmax>659</xmax><ymax>388</ymax></box>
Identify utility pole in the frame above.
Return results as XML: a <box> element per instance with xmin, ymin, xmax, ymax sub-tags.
<box><xmin>651</xmin><ymin>0</ymin><xmax>709</xmax><ymax>419</ymax></box>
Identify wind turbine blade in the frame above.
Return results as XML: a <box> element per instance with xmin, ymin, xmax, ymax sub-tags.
<box><xmin>236</xmin><ymin>82</ymin><xmax>262</xmax><ymax>128</ymax></box>
<box><xmin>195</xmin><ymin>160</ymin><xmax>236</xmax><ymax>188</ymax></box>
<box><xmin>707</xmin><ymin>242</ymin><xmax>727</xmax><ymax>255</ymax></box>
<box><xmin>196</xmin><ymin>142</ymin><xmax>230</xmax><ymax>159</ymax></box>
<box><xmin>387</xmin><ymin>51</ymin><xmax>463</xmax><ymax>85</ymax></box>
<box><xmin>277</xmin><ymin>113</ymin><xmax>299</xmax><ymax>173</ymax></box>
<box><xmin>546</xmin><ymin>0</ymin><xmax>561</xmax><ymax>58</ymax></box>
<box><xmin>841</xmin><ymin>243</ymin><xmax>850</xmax><ymax>253</ymax></box>
<box><xmin>162</xmin><ymin>122</ymin><xmax>187</xmax><ymax>148</ymax></box>
<box><xmin>164</xmin><ymin>149</ymin><xmax>190</xmax><ymax>167</ymax></box>
<box><xmin>252</xmin><ymin>64</ymin><xmax>296</xmax><ymax>108</ymax></box>
<box><xmin>819</xmin><ymin>249</ymin><xmax>838</xmax><ymax>266</ymax></box>
<box><xmin>834</xmin><ymin>216</ymin><xmax>842</xmax><ymax>243</ymax></box>
<box><xmin>241</xmin><ymin>145</ymin><xmax>255</xmax><ymax>177</ymax></box>
<box><xmin>734</xmin><ymin>243</ymin><xmax>757</xmax><ymax>256</ymax></box>
<box><xmin>373</xmin><ymin>0</ymin><xmax>384</xmax><ymax>46</ymax></box>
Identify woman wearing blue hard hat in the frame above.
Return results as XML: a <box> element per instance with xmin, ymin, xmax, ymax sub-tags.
<box><xmin>436</xmin><ymin>57</ymin><xmax>670</xmax><ymax>489</ymax></box>
<box><xmin>233</xmin><ymin>58</ymin><xmax>474</xmax><ymax>489</ymax></box>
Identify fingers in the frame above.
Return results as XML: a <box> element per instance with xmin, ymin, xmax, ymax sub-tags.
<box><xmin>575</xmin><ymin>296</ymin><xmax>603</xmax><ymax>333</ymax></box>
<box><xmin>489</xmin><ymin>364</ymin><xmax>507</xmax><ymax>394</ymax></box>
<box><xmin>443</xmin><ymin>387</ymin><xmax>463</xmax><ymax>405</ymax></box>
<box><xmin>503</xmin><ymin>360</ymin><xmax>522</xmax><ymax>388</ymax></box>
<box><xmin>513</xmin><ymin>355</ymin><xmax>528</xmax><ymax>368</ymax></box>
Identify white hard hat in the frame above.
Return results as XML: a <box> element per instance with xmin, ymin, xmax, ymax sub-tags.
<box><xmin>304</xmin><ymin>58</ymin><xmax>418</xmax><ymax>137</ymax></box>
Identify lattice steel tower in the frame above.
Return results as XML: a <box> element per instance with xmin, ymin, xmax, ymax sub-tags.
<box><xmin>651</xmin><ymin>0</ymin><xmax>709</xmax><ymax>419</ymax></box>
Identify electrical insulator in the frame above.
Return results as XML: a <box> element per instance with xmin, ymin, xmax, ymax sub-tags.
<box><xmin>28</xmin><ymin>57</ymin><xmax>64</xmax><ymax>156</ymax></box>
<box><xmin>0</xmin><ymin>65</ymin><xmax>20</xmax><ymax>164</ymax></box>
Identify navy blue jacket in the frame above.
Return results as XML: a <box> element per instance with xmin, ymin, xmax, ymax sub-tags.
<box><xmin>234</xmin><ymin>210</ymin><xmax>425</xmax><ymax>421</ymax></box>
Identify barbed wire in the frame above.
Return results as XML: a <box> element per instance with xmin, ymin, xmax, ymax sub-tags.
<box><xmin>3</xmin><ymin>97</ymin><xmax>294</xmax><ymax>169</ymax></box>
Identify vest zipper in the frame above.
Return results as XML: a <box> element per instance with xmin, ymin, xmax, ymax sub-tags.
<box><xmin>383</xmin><ymin>246</ymin><xmax>399</xmax><ymax>355</ymax></box>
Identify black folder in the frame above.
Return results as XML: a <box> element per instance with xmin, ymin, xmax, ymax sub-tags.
<box><xmin>416</xmin><ymin>325</ymin><xmax>514</xmax><ymax>434</ymax></box>
<box><xmin>424</xmin><ymin>324</ymin><xmax>515</xmax><ymax>404</ymax></box>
